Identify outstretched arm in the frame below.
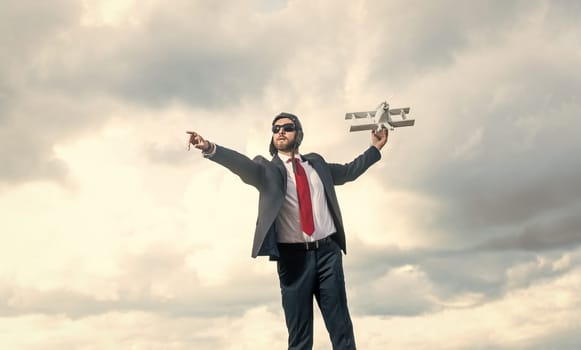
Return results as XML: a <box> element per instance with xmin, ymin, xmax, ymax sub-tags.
<box><xmin>186</xmin><ymin>131</ymin><xmax>263</xmax><ymax>188</ymax></box>
<box><xmin>328</xmin><ymin>127</ymin><xmax>388</xmax><ymax>185</ymax></box>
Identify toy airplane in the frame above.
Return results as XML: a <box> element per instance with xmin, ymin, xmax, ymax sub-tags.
<box><xmin>345</xmin><ymin>101</ymin><xmax>414</xmax><ymax>132</ymax></box>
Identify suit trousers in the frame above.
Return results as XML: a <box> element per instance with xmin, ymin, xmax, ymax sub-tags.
<box><xmin>277</xmin><ymin>238</ymin><xmax>356</xmax><ymax>350</ymax></box>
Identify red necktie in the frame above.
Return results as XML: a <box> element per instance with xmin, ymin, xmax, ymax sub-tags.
<box><xmin>290</xmin><ymin>158</ymin><xmax>315</xmax><ymax>235</ymax></box>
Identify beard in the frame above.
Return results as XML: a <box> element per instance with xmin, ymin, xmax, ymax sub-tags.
<box><xmin>274</xmin><ymin>137</ymin><xmax>296</xmax><ymax>152</ymax></box>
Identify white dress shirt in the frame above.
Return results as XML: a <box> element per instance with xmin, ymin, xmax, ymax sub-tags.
<box><xmin>276</xmin><ymin>153</ymin><xmax>336</xmax><ymax>243</ymax></box>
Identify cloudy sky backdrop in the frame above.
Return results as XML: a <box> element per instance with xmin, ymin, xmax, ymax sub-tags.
<box><xmin>1</xmin><ymin>0</ymin><xmax>581</xmax><ymax>349</ymax></box>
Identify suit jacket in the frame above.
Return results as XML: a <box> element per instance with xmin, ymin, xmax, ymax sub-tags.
<box><xmin>209</xmin><ymin>144</ymin><xmax>381</xmax><ymax>259</ymax></box>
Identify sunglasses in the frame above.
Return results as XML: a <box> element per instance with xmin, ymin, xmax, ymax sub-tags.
<box><xmin>272</xmin><ymin>123</ymin><xmax>296</xmax><ymax>133</ymax></box>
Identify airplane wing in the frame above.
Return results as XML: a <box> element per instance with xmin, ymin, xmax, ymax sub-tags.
<box><xmin>345</xmin><ymin>111</ymin><xmax>376</xmax><ymax>120</ymax></box>
<box><xmin>389</xmin><ymin>119</ymin><xmax>415</xmax><ymax>127</ymax></box>
<box><xmin>389</xmin><ymin>107</ymin><xmax>411</xmax><ymax>115</ymax></box>
<box><xmin>349</xmin><ymin>123</ymin><xmax>378</xmax><ymax>132</ymax></box>
<box><xmin>387</xmin><ymin>107</ymin><xmax>413</xmax><ymax>127</ymax></box>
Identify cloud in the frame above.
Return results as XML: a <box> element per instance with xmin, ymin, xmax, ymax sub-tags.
<box><xmin>366</xmin><ymin>0</ymin><xmax>535</xmax><ymax>87</ymax></box>
<box><xmin>2</xmin><ymin>0</ymin><xmax>581</xmax><ymax>349</ymax></box>
<box><xmin>0</xmin><ymin>0</ymin><xmax>293</xmax><ymax>186</ymax></box>
<box><xmin>353</xmin><ymin>263</ymin><xmax>581</xmax><ymax>349</ymax></box>
<box><xmin>0</xmin><ymin>0</ymin><xmax>83</xmax><ymax>186</ymax></box>
<box><xmin>349</xmin><ymin>264</ymin><xmax>437</xmax><ymax>316</ymax></box>
<box><xmin>344</xmin><ymin>240</ymin><xmax>579</xmax><ymax>317</ymax></box>
<box><xmin>368</xmin><ymin>3</ymin><xmax>581</xmax><ymax>253</ymax></box>
<box><xmin>0</xmin><ymin>307</ymin><xmax>288</xmax><ymax>349</ymax></box>
<box><xmin>477</xmin><ymin>210</ymin><xmax>581</xmax><ymax>251</ymax></box>
<box><xmin>0</xmin><ymin>242</ymin><xmax>279</xmax><ymax>319</ymax></box>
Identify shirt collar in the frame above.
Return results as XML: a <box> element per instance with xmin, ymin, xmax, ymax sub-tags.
<box><xmin>278</xmin><ymin>152</ymin><xmax>304</xmax><ymax>163</ymax></box>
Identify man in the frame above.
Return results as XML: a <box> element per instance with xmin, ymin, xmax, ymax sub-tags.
<box><xmin>187</xmin><ymin>112</ymin><xmax>388</xmax><ymax>350</ymax></box>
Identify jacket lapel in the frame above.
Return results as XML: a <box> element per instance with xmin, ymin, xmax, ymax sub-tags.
<box><xmin>271</xmin><ymin>155</ymin><xmax>287</xmax><ymax>193</ymax></box>
<box><xmin>303</xmin><ymin>154</ymin><xmax>333</xmax><ymax>194</ymax></box>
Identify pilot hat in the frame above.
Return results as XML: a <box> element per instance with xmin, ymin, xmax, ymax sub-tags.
<box><xmin>269</xmin><ymin>112</ymin><xmax>304</xmax><ymax>156</ymax></box>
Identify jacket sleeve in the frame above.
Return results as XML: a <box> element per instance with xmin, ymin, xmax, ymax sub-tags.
<box><xmin>328</xmin><ymin>146</ymin><xmax>381</xmax><ymax>185</ymax></box>
<box><xmin>207</xmin><ymin>144</ymin><xmax>265</xmax><ymax>188</ymax></box>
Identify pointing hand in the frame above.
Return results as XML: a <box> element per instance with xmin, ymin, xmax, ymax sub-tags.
<box><xmin>186</xmin><ymin>131</ymin><xmax>211</xmax><ymax>152</ymax></box>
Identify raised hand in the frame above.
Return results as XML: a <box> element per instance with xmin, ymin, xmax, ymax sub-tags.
<box><xmin>371</xmin><ymin>126</ymin><xmax>388</xmax><ymax>150</ymax></box>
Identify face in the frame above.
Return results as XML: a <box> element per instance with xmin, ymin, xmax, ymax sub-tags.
<box><xmin>272</xmin><ymin>117</ymin><xmax>297</xmax><ymax>152</ymax></box>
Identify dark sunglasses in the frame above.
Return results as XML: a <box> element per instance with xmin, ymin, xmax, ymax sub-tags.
<box><xmin>272</xmin><ymin>123</ymin><xmax>296</xmax><ymax>133</ymax></box>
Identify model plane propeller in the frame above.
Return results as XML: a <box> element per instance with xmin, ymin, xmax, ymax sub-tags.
<box><xmin>345</xmin><ymin>101</ymin><xmax>414</xmax><ymax>132</ymax></box>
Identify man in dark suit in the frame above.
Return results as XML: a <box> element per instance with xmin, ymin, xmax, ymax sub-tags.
<box><xmin>187</xmin><ymin>113</ymin><xmax>388</xmax><ymax>350</ymax></box>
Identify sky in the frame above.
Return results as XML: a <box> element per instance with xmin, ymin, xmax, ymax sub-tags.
<box><xmin>1</xmin><ymin>0</ymin><xmax>581</xmax><ymax>349</ymax></box>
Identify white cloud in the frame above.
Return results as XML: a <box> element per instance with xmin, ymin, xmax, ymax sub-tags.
<box><xmin>353</xmin><ymin>263</ymin><xmax>581</xmax><ymax>349</ymax></box>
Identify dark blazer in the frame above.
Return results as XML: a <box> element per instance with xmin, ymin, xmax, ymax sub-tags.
<box><xmin>209</xmin><ymin>144</ymin><xmax>381</xmax><ymax>259</ymax></box>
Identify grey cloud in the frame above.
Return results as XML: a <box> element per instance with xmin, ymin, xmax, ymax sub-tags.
<box><xmin>0</xmin><ymin>0</ymin><xmax>99</xmax><ymax>186</ymax></box>
<box><xmin>367</xmin><ymin>0</ymin><xmax>535</xmax><ymax>86</ymax></box>
<box><xmin>28</xmin><ymin>0</ymin><xmax>293</xmax><ymax>108</ymax></box>
<box><xmin>0</xmin><ymin>284</ymin><xmax>274</xmax><ymax>319</ymax></box>
<box><xmin>413</xmin><ymin>250</ymin><xmax>569</xmax><ymax>302</ymax></box>
<box><xmin>344</xmin><ymin>239</ymin><xmax>578</xmax><ymax>316</ymax></box>
<box><xmin>0</xmin><ymin>0</ymin><xmax>81</xmax><ymax>60</ymax></box>
<box><xmin>0</xmin><ymin>0</ymin><xmax>80</xmax><ymax>105</ymax></box>
<box><xmin>15</xmin><ymin>0</ymin><xmax>364</xmax><ymax>112</ymax></box>
<box><xmin>42</xmin><ymin>34</ymin><xmax>282</xmax><ymax>108</ymax></box>
<box><xmin>0</xmin><ymin>0</ymin><xmax>293</xmax><ymax>186</ymax></box>
<box><xmin>425</xmin><ymin>151</ymin><xmax>581</xmax><ymax>241</ymax></box>
<box><xmin>476</xmin><ymin>210</ymin><xmax>581</xmax><ymax>252</ymax></box>
<box><xmin>345</xmin><ymin>247</ymin><xmax>506</xmax><ymax>315</ymax></box>
<box><xmin>0</xmin><ymin>147</ymin><xmax>68</xmax><ymax>187</ymax></box>
<box><xmin>382</xmin><ymin>33</ymin><xmax>581</xmax><ymax>249</ymax></box>
<box><xmin>0</xmin><ymin>91</ymin><xmax>109</xmax><ymax>186</ymax></box>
